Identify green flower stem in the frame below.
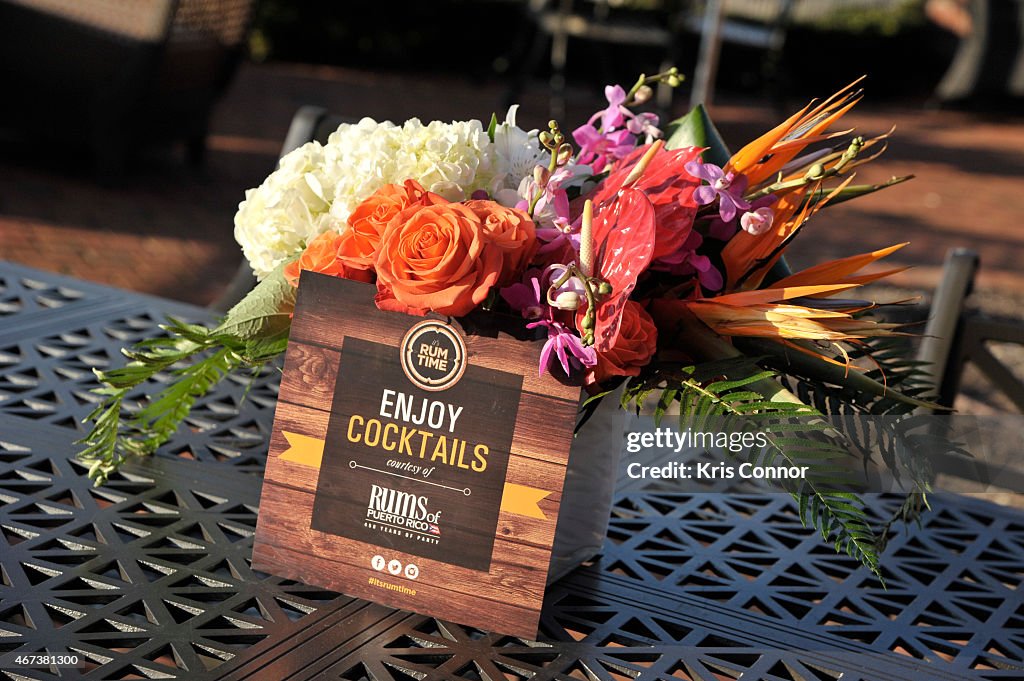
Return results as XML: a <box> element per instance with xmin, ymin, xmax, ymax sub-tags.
<box><xmin>580</xmin><ymin>278</ymin><xmax>599</xmax><ymax>344</ymax></box>
<box><xmin>625</xmin><ymin>67</ymin><xmax>683</xmax><ymax>104</ymax></box>
<box><xmin>548</xmin><ymin>262</ymin><xmax>602</xmax><ymax>345</ymax></box>
<box><xmin>746</xmin><ymin>136</ymin><xmax>865</xmax><ymax>202</ymax></box>
<box><xmin>530</xmin><ymin>121</ymin><xmax>573</xmax><ymax>217</ymax></box>
<box><xmin>528</xmin><ymin>189</ymin><xmax>543</xmax><ymax>217</ymax></box>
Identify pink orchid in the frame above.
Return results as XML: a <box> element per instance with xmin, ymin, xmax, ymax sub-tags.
<box><xmin>684</xmin><ymin>159</ymin><xmax>751</xmax><ymax>222</ymax></box>
<box><xmin>527</xmin><ymin>319</ymin><xmax>597</xmax><ymax>377</ymax></box>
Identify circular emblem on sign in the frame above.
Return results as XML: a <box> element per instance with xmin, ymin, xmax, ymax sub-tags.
<box><xmin>400</xmin><ymin>319</ymin><xmax>467</xmax><ymax>392</ymax></box>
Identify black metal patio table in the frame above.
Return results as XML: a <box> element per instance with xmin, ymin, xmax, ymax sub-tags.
<box><xmin>1</xmin><ymin>260</ymin><xmax>1021</xmax><ymax>681</ymax></box>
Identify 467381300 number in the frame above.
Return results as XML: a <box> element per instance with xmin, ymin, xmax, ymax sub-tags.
<box><xmin>3</xmin><ymin>653</ymin><xmax>81</xmax><ymax>668</ymax></box>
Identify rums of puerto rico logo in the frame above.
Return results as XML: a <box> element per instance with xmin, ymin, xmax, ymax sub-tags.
<box><xmin>400</xmin><ymin>319</ymin><xmax>467</xmax><ymax>392</ymax></box>
<box><xmin>365</xmin><ymin>484</ymin><xmax>443</xmax><ymax>544</ymax></box>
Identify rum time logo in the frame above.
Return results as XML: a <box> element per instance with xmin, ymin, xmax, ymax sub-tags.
<box><xmin>400</xmin><ymin>320</ymin><xmax>467</xmax><ymax>392</ymax></box>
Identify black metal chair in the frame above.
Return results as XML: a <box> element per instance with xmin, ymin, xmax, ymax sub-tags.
<box><xmin>0</xmin><ymin>0</ymin><xmax>255</xmax><ymax>175</ymax></box>
<box><xmin>920</xmin><ymin>248</ymin><xmax>1024</xmax><ymax>412</ymax></box>
<box><xmin>505</xmin><ymin>0</ymin><xmax>795</xmax><ymax>118</ymax></box>
<box><xmin>913</xmin><ymin>247</ymin><xmax>1024</xmax><ymax>493</ymax></box>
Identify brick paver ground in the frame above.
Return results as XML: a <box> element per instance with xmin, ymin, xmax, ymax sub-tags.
<box><xmin>2</xmin><ymin>61</ymin><xmax>1022</xmax><ymax>310</ymax></box>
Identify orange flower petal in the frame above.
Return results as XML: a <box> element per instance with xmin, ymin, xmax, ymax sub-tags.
<box><xmin>705</xmin><ymin>283</ymin><xmax>858</xmax><ymax>307</ymax></box>
<box><xmin>726</xmin><ymin>77</ymin><xmax>864</xmax><ymax>187</ymax></box>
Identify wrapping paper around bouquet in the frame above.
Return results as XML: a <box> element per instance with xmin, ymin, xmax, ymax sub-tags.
<box><xmin>252</xmin><ymin>272</ymin><xmax>603</xmax><ymax>638</ymax></box>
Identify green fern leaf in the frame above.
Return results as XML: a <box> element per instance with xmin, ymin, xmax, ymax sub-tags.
<box><xmin>642</xmin><ymin>357</ymin><xmax>887</xmax><ymax>578</ymax></box>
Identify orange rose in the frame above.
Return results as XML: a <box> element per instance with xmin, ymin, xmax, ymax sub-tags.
<box><xmin>341</xmin><ymin>180</ymin><xmax>446</xmax><ymax>271</ymax></box>
<box><xmin>589</xmin><ymin>300</ymin><xmax>658</xmax><ymax>383</ymax></box>
<box><xmin>284</xmin><ymin>231</ymin><xmax>374</xmax><ymax>287</ymax></box>
<box><xmin>374</xmin><ymin>202</ymin><xmax>503</xmax><ymax>316</ymax></box>
<box><xmin>464</xmin><ymin>199</ymin><xmax>537</xmax><ymax>285</ymax></box>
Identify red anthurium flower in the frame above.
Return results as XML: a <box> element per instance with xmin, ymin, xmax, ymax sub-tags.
<box><xmin>589</xmin><ymin>143</ymin><xmax>703</xmax><ymax>263</ymax></box>
<box><xmin>578</xmin><ymin>187</ymin><xmax>656</xmax><ymax>352</ymax></box>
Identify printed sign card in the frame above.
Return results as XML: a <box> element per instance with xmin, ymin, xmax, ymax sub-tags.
<box><xmin>252</xmin><ymin>272</ymin><xmax>582</xmax><ymax>638</ymax></box>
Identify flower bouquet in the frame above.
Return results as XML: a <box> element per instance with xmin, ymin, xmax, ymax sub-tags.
<box><xmin>80</xmin><ymin>71</ymin><xmax>936</xmax><ymax>578</ymax></box>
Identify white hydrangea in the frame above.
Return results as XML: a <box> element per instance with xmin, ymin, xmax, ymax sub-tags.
<box><xmin>234</xmin><ymin>115</ymin><xmax>541</xmax><ymax>280</ymax></box>
<box><xmin>233</xmin><ymin>141</ymin><xmax>338</xmax><ymax>280</ymax></box>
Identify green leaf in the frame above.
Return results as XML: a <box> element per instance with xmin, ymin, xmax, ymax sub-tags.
<box><xmin>76</xmin><ymin>388</ymin><xmax>131</xmax><ymax>486</ymax></box>
<box><xmin>240</xmin><ymin>332</ymin><xmax>291</xmax><ymax>364</ymax></box>
<box><xmin>161</xmin><ymin>318</ymin><xmax>215</xmax><ymax>342</ymax></box>
<box><xmin>655</xmin><ymin>388</ymin><xmax>677</xmax><ymax>425</ymax></box>
<box><xmin>576</xmin><ymin>385</ymin><xmax>620</xmax><ymax>434</ymax></box>
<box><xmin>95</xmin><ymin>364</ymin><xmax>162</xmax><ymax>389</ymax></box>
<box><xmin>487</xmin><ymin>112</ymin><xmax>499</xmax><ymax>143</ymax></box>
<box><xmin>740</xmin><ymin>337</ymin><xmax>946</xmax><ymax>411</ymax></box>
<box><xmin>645</xmin><ymin>357</ymin><xmax>885</xmax><ymax>578</ymax></box>
<box><xmin>214</xmin><ymin>260</ymin><xmax>296</xmax><ymax>340</ymax></box>
<box><xmin>132</xmin><ymin>348</ymin><xmax>239</xmax><ymax>452</ymax></box>
<box><xmin>663</xmin><ymin>104</ymin><xmax>731</xmax><ymax>166</ymax></box>
<box><xmin>582</xmin><ymin>389</ymin><xmax>613</xmax><ymax>408</ymax></box>
<box><xmin>80</xmin><ymin>292</ymin><xmax>292</xmax><ymax>484</ymax></box>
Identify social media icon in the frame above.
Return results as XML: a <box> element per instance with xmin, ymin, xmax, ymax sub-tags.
<box><xmin>371</xmin><ymin>555</ymin><xmax>386</xmax><ymax>571</ymax></box>
<box><xmin>387</xmin><ymin>559</ymin><xmax>402</xmax><ymax>575</ymax></box>
<box><xmin>404</xmin><ymin>563</ymin><xmax>419</xmax><ymax>580</ymax></box>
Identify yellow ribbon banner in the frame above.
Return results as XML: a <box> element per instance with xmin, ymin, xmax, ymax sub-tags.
<box><xmin>280</xmin><ymin>431</ymin><xmax>550</xmax><ymax>519</ymax></box>
<box><xmin>280</xmin><ymin>431</ymin><xmax>326</xmax><ymax>468</ymax></box>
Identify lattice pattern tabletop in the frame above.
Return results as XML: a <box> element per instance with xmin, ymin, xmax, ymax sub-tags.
<box><xmin>1</xmin><ymin>262</ymin><xmax>1021</xmax><ymax>680</ymax></box>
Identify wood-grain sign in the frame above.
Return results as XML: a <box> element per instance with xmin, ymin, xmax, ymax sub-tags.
<box><xmin>252</xmin><ymin>271</ymin><xmax>583</xmax><ymax>638</ymax></box>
